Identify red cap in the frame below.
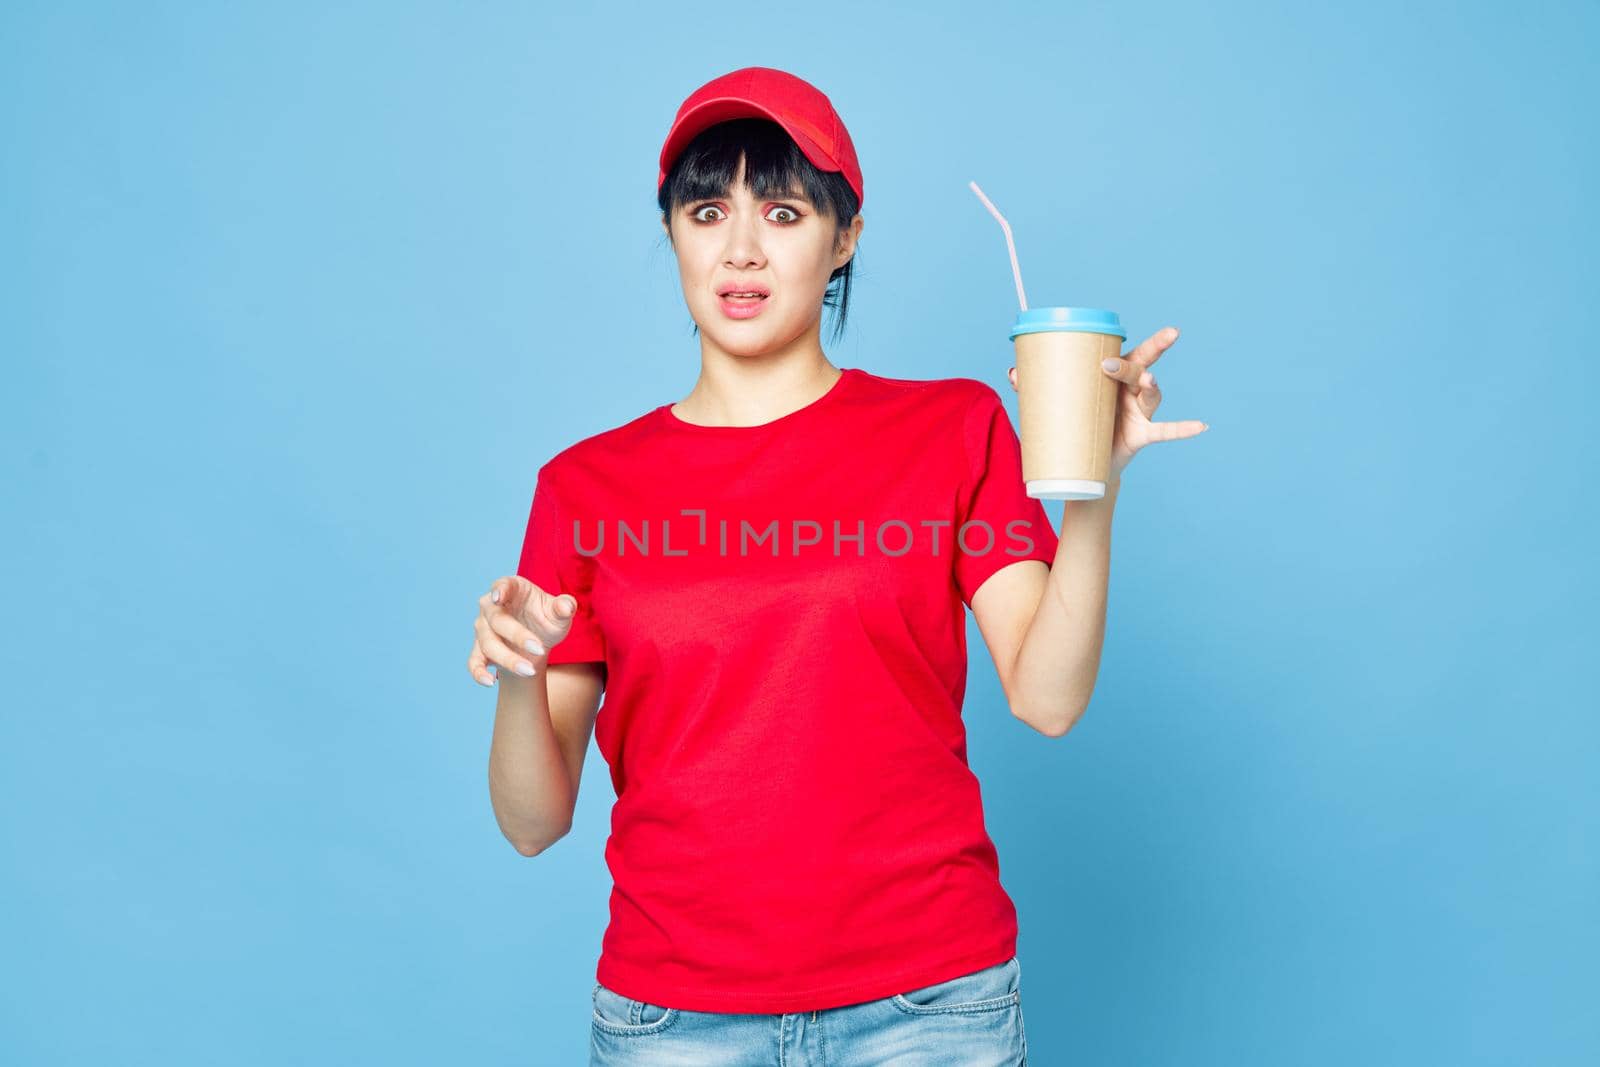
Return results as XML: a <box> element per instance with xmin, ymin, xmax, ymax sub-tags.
<box><xmin>658</xmin><ymin>66</ymin><xmax>864</xmax><ymax>210</ymax></box>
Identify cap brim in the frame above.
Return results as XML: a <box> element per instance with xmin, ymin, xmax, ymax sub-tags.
<box><xmin>658</xmin><ymin>97</ymin><xmax>838</xmax><ymax>187</ymax></box>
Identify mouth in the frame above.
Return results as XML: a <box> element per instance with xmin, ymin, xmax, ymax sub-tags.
<box><xmin>716</xmin><ymin>289</ymin><xmax>769</xmax><ymax>318</ymax></box>
<box><xmin>716</xmin><ymin>281</ymin><xmax>771</xmax><ymax>299</ymax></box>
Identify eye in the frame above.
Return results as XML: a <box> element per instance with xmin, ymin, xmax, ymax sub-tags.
<box><xmin>687</xmin><ymin>204</ymin><xmax>804</xmax><ymax>224</ymax></box>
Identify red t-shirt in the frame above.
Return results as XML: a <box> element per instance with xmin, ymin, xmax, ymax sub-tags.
<box><xmin>515</xmin><ymin>366</ymin><xmax>1059</xmax><ymax>1013</ymax></box>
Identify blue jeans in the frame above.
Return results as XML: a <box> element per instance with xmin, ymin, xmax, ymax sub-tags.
<box><xmin>589</xmin><ymin>954</ymin><xmax>1027</xmax><ymax>1065</ymax></box>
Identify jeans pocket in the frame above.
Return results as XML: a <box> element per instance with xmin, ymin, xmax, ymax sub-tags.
<box><xmin>591</xmin><ymin>981</ymin><xmax>677</xmax><ymax>1035</ymax></box>
<box><xmin>890</xmin><ymin>955</ymin><xmax>1021</xmax><ymax>1016</ymax></box>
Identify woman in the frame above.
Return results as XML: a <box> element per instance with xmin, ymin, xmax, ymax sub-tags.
<box><xmin>469</xmin><ymin>67</ymin><xmax>1205</xmax><ymax>1065</ymax></box>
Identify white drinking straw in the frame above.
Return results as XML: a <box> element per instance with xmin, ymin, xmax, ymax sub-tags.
<box><xmin>968</xmin><ymin>181</ymin><xmax>1027</xmax><ymax>311</ymax></box>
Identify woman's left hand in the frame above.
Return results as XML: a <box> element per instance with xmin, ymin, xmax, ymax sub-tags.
<box><xmin>1007</xmin><ymin>325</ymin><xmax>1209</xmax><ymax>482</ymax></box>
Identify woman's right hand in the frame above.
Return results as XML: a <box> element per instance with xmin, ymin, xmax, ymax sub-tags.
<box><xmin>468</xmin><ymin>575</ymin><xmax>579</xmax><ymax>687</ymax></box>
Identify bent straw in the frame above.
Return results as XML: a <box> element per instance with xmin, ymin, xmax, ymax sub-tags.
<box><xmin>968</xmin><ymin>181</ymin><xmax>1027</xmax><ymax>311</ymax></box>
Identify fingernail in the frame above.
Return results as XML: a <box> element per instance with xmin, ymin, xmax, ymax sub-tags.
<box><xmin>1101</xmin><ymin>358</ymin><xmax>1120</xmax><ymax>372</ymax></box>
<box><xmin>525</xmin><ymin>639</ymin><xmax>545</xmax><ymax>655</ymax></box>
<box><xmin>492</xmin><ymin>589</ymin><xmax>500</xmax><ymax>604</ymax></box>
<box><xmin>515</xmin><ymin>661</ymin><xmax>535</xmax><ymax>676</ymax></box>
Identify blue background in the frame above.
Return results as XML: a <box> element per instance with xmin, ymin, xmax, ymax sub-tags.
<box><xmin>4</xmin><ymin>2</ymin><xmax>1595</xmax><ymax>1063</ymax></box>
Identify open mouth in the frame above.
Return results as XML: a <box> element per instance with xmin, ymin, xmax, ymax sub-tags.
<box><xmin>718</xmin><ymin>290</ymin><xmax>769</xmax><ymax>317</ymax></box>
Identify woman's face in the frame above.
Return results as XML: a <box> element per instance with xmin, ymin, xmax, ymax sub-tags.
<box><xmin>663</xmin><ymin>155</ymin><xmax>863</xmax><ymax>359</ymax></box>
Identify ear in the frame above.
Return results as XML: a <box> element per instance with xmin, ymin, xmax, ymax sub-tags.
<box><xmin>834</xmin><ymin>214</ymin><xmax>864</xmax><ymax>269</ymax></box>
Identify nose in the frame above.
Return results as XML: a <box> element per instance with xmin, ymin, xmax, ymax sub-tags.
<box><xmin>720</xmin><ymin>212</ymin><xmax>766</xmax><ymax>271</ymax></box>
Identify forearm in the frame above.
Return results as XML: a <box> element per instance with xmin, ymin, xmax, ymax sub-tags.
<box><xmin>1010</xmin><ymin>477</ymin><xmax>1119</xmax><ymax>736</ymax></box>
<box><xmin>487</xmin><ymin>667</ymin><xmax>574</xmax><ymax>854</ymax></box>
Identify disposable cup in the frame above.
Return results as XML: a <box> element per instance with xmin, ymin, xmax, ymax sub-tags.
<box><xmin>1009</xmin><ymin>307</ymin><xmax>1127</xmax><ymax>500</ymax></box>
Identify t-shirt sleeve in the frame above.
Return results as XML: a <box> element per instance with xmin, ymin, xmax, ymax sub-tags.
<box><xmin>952</xmin><ymin>384</ymin><xmax>1060</xmax><ymax>609</ymax></box>
<box><xmin>515</xmin><ymin>464</ymin><xmax>607</xmax><ymax>667</ymax></box>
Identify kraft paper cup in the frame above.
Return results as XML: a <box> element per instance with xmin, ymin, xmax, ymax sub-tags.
<box><xmin>1009</xmin><ymin>307</ymin><xmax>1128</xmax><ymax>500</ymax></box>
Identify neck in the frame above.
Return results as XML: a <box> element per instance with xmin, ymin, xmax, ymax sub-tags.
<box><xmin>671</xmin><ymin>313</ymin><xmax>845</xmax><ymax>427</ymax></box>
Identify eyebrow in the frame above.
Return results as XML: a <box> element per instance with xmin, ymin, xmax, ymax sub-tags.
<box><xmin>687</xmin><ymin>190</ymin><xmax>812</xmax><ymax>207</ymax></box>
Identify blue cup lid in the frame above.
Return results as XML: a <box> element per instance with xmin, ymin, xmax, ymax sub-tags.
<box><xmin>1009</xmin><ymin>307</ymin><xmax>1126</xmax><ymax>340</ymax></box>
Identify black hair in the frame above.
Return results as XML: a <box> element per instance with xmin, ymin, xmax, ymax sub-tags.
<box><xmin>657</xmin><ymin>117</ymin><xmax>861</xmax><ymax>344</ymax></box>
